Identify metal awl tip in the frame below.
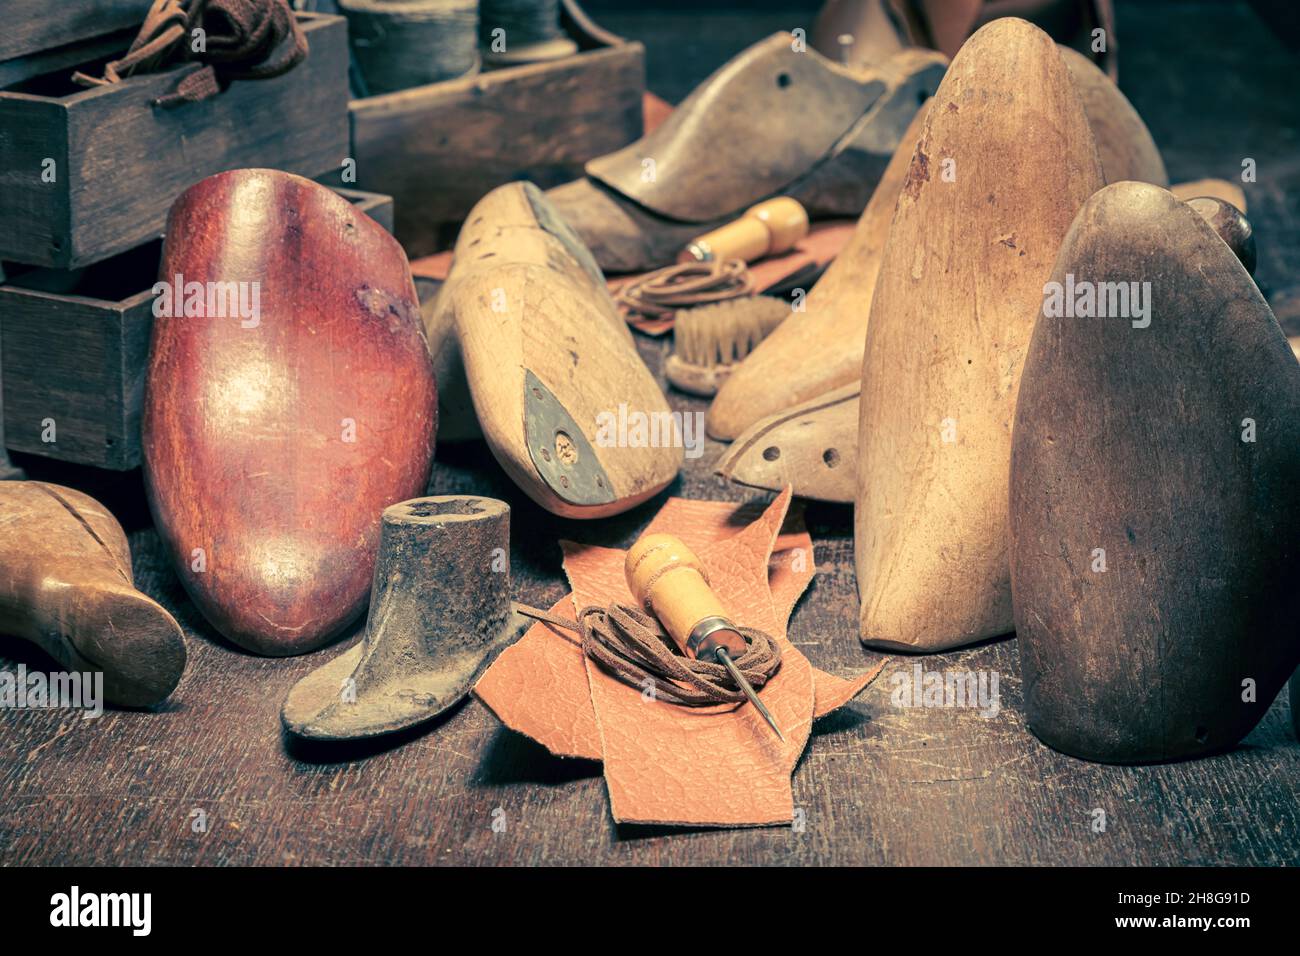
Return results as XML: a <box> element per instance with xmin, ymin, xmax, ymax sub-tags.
<box><xmin>715</xmin><ymin>647</ymin><xmax>785</xmax><ymax>742</ymax></box>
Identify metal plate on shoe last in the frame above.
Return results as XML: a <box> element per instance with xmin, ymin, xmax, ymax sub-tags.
<box><xmin>523</xmin><ymin>370</ymin><xmax>616</xmax><ymax>506</ymax></box>
<box><xmin>522</xmin><ymin>181</ymin><xmax>607</xmax><ymax>288</ymax></box>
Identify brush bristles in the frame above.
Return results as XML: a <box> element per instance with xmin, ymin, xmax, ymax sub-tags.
<box><xmin>673</xmin><ymin>296</ymin><xmax>791</xmax><ymax>368</ymax></box>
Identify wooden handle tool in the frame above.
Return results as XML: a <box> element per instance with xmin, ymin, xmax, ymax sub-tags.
<box><xmin>680</xmin><ymin>197</ymin><xmax>809</xmax><ymax>265</ymax></box>
<box><xmin>625</xmin><ymin>533</ymin><xmax>784</xmax><ymax>740</ymax></box>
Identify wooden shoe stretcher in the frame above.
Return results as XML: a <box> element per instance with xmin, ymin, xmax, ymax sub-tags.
<box><xmin>0</xmin><ymin>482</ymin><xmax>186</xmax><ymax>707</ymax></box>
<box><xmin>143</xmin><ymin>170</ymin><xmax>437</xmax><ymax>657</ymax></box>
<box><xmin>427</xmin><ymin>182</ymin><xmax>681</xmax><ymax>518</ymax></box>
<box><xmin>545</xmin><ymin>33</ymin><xmax>947</xmax><ymax>273</ymax></box>
<box><xmin>853</xmin><ymin>18</ymin><xmax>1105</xmax><ymax>653</ymax></box>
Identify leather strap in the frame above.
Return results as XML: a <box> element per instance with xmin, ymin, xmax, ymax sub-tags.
<box><xmin>72</xmin><ymin>0</ymin><xmax>307</xmax><ymax>107</ymax></box>
<box><xmin>616</xmin><ymin>259</ymin><xmax>754</xmax><ymax>319</ymax></box>
<box><xmin>516</xmin><ymin>601</ymin><xmax>782</xmax><ymax>706</ymax></box>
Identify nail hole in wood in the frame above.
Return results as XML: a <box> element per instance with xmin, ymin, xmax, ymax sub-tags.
<box><xmin>763</xmin><ymin>446</ymin><xmax>781</xmax><ymax>461</ymax></box>
<box><xmin>823</xmin><ymin>448</ymin><xmax>840</xmax><ymax>467</ymax></box>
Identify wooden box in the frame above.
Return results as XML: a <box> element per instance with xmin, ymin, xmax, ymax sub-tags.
<box><xmin>0</xmin><ymin>12</ymin><xmax>350</xmax><ymax>270</ymax></box>
<box><xmin>0</xmin><ymin>1</ymin><xmax>152</xmax><ymax>65</ymax></box>
<box><xmin>1</xmin><ymin>188</ymin><xmax>393</xmax><ymax>471</ymax></box>
<box><xmin>342</xmin><ymin>2</ymin><xmax>644</xmax><ymax>257</ymax></box>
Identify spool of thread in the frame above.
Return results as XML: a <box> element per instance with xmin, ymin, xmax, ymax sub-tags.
<box><xmin>339</xmin><ymin>0</ymin><xmax>480</xmax><ymax>95</ymax></box>
<box><xmin>681</xmin><ymin>198</ymin><xmax>810</xmax><ymax>265</ymax></box>
<box><xmin>479</xmin><ymin>0</ymin><xmax>577</xmax><ymax>65</ymax></box>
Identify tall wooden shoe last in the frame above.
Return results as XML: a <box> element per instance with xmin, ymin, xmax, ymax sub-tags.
<box><xmin>854</xmin><ymin>18</ymin><xmax>1104</xmax><ymax>652</ymax></box>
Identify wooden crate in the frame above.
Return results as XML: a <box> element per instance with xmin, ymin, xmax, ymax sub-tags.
<box><xmin>341</xmin><ymin>2</ymin><xmax>644</xmax><ymax>257</ymax></box>
<box><xmin>0</xmin><ymin>12</ymin><xmax>350</xmax><ymax>270</ymax></box>
<box><xmin>0</xmin><ymin>1</ymin><xmax>152</xmax><ymax>65</ymax></box>
<box><xmin>0</xmin><ymin>188</ymin><xmax>393</xmax><ymax>471</ymax></box>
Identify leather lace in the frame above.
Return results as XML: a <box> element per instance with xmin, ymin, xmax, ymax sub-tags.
<box><xmin>616</xmin><ymin>259</ymin><xmax>755</xmax><ymax>319</ymax></box>
<box><xmin>72</xmin><ymin>0</ymin><xmax>307</xmax><ymax>107</ymax></box>
<box><xmin>516</xmin><ymin>602</ymin><xmax>782</xmax><ymax>706</ymax></box>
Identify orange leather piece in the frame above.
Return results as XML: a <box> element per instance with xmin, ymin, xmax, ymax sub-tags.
<box><xmin>475</xmin><ymin>489</ymin><xmax>884</xmax><ymax>826</ymax></box>
<box><xmin>643</xmin><ymin>92</ymin><xmax>673</xmax><ymax>135</ymax></box>
<box><xmin>474</xmin><ymin>596</ymin><xmax>599</xmax><ymax>759</ymax></box>
<box><xmin>814</xmin><ymin>661</ymin><xmax>886</xmax><ymax>715</ymax></box>
<box><xmin>566</xmin><ymin>491</ymin><xmax>811</xmax><ymax>825</ymax></box>
<box><xmin>410</xmin><ymin>250</ymin><xmax>453</xmax><ymax>281</ymax></box>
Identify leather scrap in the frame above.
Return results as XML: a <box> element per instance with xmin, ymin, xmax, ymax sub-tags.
<box><xmin>474</xmin><ymin>490</ymin><xmax>885</xmax><ymax>826</ymax></box>
<box><xmin>72</xmin><ymin>0</ymin><xmax>307</xmax><ymax>107</ymax></box>
<box><xmin>478</xmin><ymin>596</ymin><xmax>600</xmax><ymax>760</ymax></box>
<box><xmin>475</xmin><ymin>497</ymin><xmax>816</xmax><ymax>761</ymax></box>
<box><xmin>566</xmin><ymin>494</ymin><xmax>812</xmax><ymax>826</ymax></box>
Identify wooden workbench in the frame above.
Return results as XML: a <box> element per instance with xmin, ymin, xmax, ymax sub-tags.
<box><xmin>1</xmin><ymin>0</ymin><xmax>1297</xmax><ymax>866</ymax></box>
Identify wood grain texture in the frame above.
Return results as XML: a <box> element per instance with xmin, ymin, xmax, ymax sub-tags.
<box><xmin>0</xmin><ymin>13</ymin><xmax>349</xmax><ymax>269</ymax></box>
<box><xmin>0</xmin><ymin>481</ymin><xmax>185</xmax><ymax>706</ymax></box>
<box><xmin>432</xmin><ymin>182</ymin><xmax>680</xmax><ymax>518</ymax></box>
<box><xmin>855</xmin><ymin>18</ymin><xmax>1104</xmax><ymax>652</ymax></box>
<box><xmin>1009</xmin><ymin>181</ymin><xmax>1300</xmax><ymax>763</ymax></box>
<box><xmin>0</xmin><ymin>0</ymin><xmax>1296</xmax><ymax>866</ymax></box>
<box><xmin>0</xmin><ymin>96</ymin><xmax>70</xmax><ymax>267</ymax></box>
<box><xmin>0</xmin><ymin>286</ymin><xmax>145</xmax><ymax>469</ymax></box>
<box><xmin>346</xmin><ymin>43</ymin><xmax>645</xmax><ymax>257</ymax></box>
<box><xmin>0</xmin><ymin>0</ymin><xmax>152</xmax><ymax>63</ymax></box>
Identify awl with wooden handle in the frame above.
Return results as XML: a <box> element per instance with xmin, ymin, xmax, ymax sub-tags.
<box><xmin>625</xmin><ymin>533</ymin><xmax>785</xmax><ymax>741</ymax></box>
<box><xmin>680</xmin><ymin>197</ymin><xmax>809</xmax><ymax>265</ymax></box>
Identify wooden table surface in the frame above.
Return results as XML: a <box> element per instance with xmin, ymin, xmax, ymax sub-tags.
<box><xmin>2</xmin><ymin>0</ymin><xmax>1298</xmax><ymax>866</ymax></box>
